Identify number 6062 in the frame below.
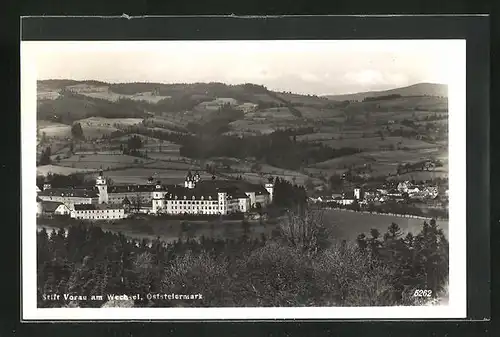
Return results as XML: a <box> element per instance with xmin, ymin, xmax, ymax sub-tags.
<box><xmin>413</xmin><ymin>289</ymin><xmax>432</xmax><ymax>297</ymax></box>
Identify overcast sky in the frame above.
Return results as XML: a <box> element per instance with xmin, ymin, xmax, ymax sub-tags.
<box><xmin>25</xmin><ymin>40</ymin><xmax>458</xmax><ymax>95</ymax></box>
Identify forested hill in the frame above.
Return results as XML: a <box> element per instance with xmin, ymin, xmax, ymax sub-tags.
<box><xmin>36</xmin><ymin>80</ymin><xmax>337</xmax><ymax>123</ymax></box>
<box><xmin>324</xmin><ymin>83</ymin><xmax>448</xmax><ymax>102</ymax></box>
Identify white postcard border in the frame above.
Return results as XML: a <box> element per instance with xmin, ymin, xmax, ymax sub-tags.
<box><xmin>21</xmin><ymin>39</ymin><xmax>467</xmax><ymax>320</ymax></box>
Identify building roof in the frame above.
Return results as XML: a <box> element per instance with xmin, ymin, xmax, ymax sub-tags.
<box><xmin>74</xmin><ymin>204</ymin><xmax>124</xmax><ymax>211</ymax></box>
<box><xmin>107</xmin><ymin>185</ymin><xmax>160</xmax><ymax>193</ymax></box>
<box><xmin>38</xmin><ymin>188</ymin><xmax>98</xmax><ymax>198</ymax></box>
<box><xmin>344</xmin><ymin>191</ymin><xmax>355</xmax><ymax>199</ymax></box>
<box><xmin>41</xmin><ymin>201</ymin><xmax>65</xmax><ymax>213</ymax></box>
<box><xmin>230</xmin><ymin>191</ymin><xmax>250</xmax><ymax>199</ymax></box>
<box><xmin>196</xmin><ymin>180</ymin><xmax>269</xmax><ymax>195</ymax></box>
<box><xmin>164</xmin><ymin>184</ymin><xmax>219</xmax><ymax>200</ymax></box>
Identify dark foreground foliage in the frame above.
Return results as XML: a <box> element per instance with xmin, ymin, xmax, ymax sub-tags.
<box><xmin>37</xmin><ymin>215</ymin><xmax>448</xmax><ymax>308</ymax></box>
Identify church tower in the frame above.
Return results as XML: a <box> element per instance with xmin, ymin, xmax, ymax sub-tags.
<box><xmin>96</xmin><ymin>171</ymin><xmax>108</xmax><ymax>204</ymax></box>
<box><xmin>265</xmin><ymin>177</ymin><xmax>275</xmax><ymax>203</ymax></box>
<box><xmin>184</xmin><ymin>171</ymin><xmax>195</xmax><ymax>189</ymax></box>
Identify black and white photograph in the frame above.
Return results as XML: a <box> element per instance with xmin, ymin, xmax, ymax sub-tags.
<box><xmin>21</xmin><ymin>39</ymin><xmax>466</xmax><ymax>320</ymax></box>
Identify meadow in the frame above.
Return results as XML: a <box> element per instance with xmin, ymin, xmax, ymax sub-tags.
<box><xmin>57</xmin><ymin>154</ymin><xmax>155</xmax><ymax>170</ymax></box>
<box><xmin>245</xmin><ymin>108</ymin><xmax>298</xmax><ymax>120</ymax></box>
<box><xmin>296</xmin><ymin>107</ymin><xmax>344</xmax><ymax>119</ymax></box>
<box><xmin>66</xmin><ymin>84</ymin><xmax>171</xmax><ymax>103</ymax></box>
<box><xmin>38</xmin><ymin>122</ymin><xmax>72</xmax><ymax>138</ymax></box>
<box><xmin>319</xmin><ymin>136</ymin><xmax>438</xmax><ymax>151</ymax></box>
<box><xmin>37</xmin><ymin>164</ymin><xmax>97</xmax><ymax>176</ymax></box>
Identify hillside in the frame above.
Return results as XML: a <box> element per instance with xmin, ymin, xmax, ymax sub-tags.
<box><xmin>36</xmin><ymin>80</ymin><xmax>342</xmax><ymax>124</ymax></box>
<box><xmin>36</xmin><ymin>79</ymin><xmax>448</xmax><ymax>189</ymax></box>
<box><xmin>324</xmin><ymin>83</ymin><xmax>448</xmax><ymax>102</ymax></box>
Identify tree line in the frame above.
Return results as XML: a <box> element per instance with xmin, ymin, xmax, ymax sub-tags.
<box><xmin>362</xmin><ymin>94</ymin><xmax>402</xmax><ymax>102</ymax></box>
<box><xmin>126</xmin><ymin>125</ymin><xmax>360</xmax><ymax>171</ymax></box>
<box><xmin>37</xmin><ymin>213</ymin><xmax>448</xmax><ymax>308</ymax></box>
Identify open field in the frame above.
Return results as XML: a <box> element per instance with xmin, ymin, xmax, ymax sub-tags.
<box><xmin>274</xmin><ymin>92</ymin><xmax>329</xmax><ymax>106</ymax></box>
<box><xmin>313</xmin><ymin>154</ymin><xmax>375</xmax><ymax>170</ymax></box>
<box><xmin>143</xmin><ymin>144</ymin><xmax>181</xmax><ymax>154</ymax></box>
<box><xmin>228</xmin><ymin>120</ymin><xmax>277</xmax><ymax>135</ymax></box>
<box><xmin>110</xmin><ymin>134</ymin><xmax>180</xmax><ymax>152</ymax></box>
<box><xmin>37</xmin><ymin>164</ymin><xmax>98</xmax><ymax>176</ymax></box>
<box><xmin>77</xmin><ymin>117</ymin><xmax>144</xmax><ymax>127</ymax></box>
<box><xmin>319</xmin><ymin>136</ymin><xmax>438</xmax><ymax>151</ymax></box>
<box><xmin>205</xmin><ymin>158</ymin><xmax>323</xmax><ymax>186</ymax></box>
<box><xmin>143</xmin><ymin>116</ymin><xmax>191</xmax><ymax>130</ymax></box>
<box><xmin>66</xmin><ymin>84</ymin><xmax>171</xmax><ymax>103</ymax></box>
<box><xmin>38</xmin><ymin>121</ymin><xmax>72</xmax><ymax>138</ymax></box>
<box><xmin>252</xmin><ymin>93</ymin><xmax>283</xmax><ymax>104</ymax></box>
<box><xmin>37</xmin><ymin>91</ymin><xmax>61</xmax><ymax>100</ymax></box>
<box><xmin>296</xmin><ymin>107</ymin><xmax>344</xmax><ymax>119</ymax></box>
<box><xmin>81</xmin><ymin>91</ymin><xmax>170</xmax><ymax>104</ymax></box>
<box><xmin>362</xmin><ymin>149</ymin><xmax>443</xmax><ymax>164</ymax></box>
<box><xmin>309</xmin><ymin>147</ymin><xmax>447</xmax><ymax>178</ymax></box>
<box><xmin>143</xmin><ymin>159</ymin><xmax>197</xmax><ymax>170</ymax></box>
<box><xmin>37</xmin><ymin>117</ymin><xmax>144</xmax><ymax>139</ymax></box>
<box><xmin>56</xmin><ymin>154</ymin><xmax>155</xmax><ymax>170</ymax></box>
<box><xmin>387</xmin><ymin>171</ymin><xmax>449</xmax><ymax>181</ymax></box>
<box><xmin>297</xmin><ymin>130</ymin><xmax>379</xmax><ymax>142</ymax></box>
<box><xmin>344</xmin><ymin>96</ymin><xmax>447</xmax><ymax>112</ymax></box>
<box><xmin>144</xmin><ymin>153</ymin><xmax>189</xmax><ymax>163</ymax></box>
<box><xmin>245</xmin><ymin>108</ymin><xmax>298</xmax><ymax>120</ymax></box>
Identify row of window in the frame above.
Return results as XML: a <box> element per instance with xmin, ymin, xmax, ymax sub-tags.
<box><xmin>73</xmin><ymin>215</ymin><xmax>123</xmax><ymax>219</ymax></box>
<box><xmin>171</xmin><ymin>205</ymin><xmax>222</xmax><ymax>210</ymax></box>
<box><xmin>76</xmin><ymin>209</ymin><xmax>122</xmax><ymax>213</ymax></box>
<box><xmin>169</xmin><ymin>200</ymin><xmax>219</xmax><ymax>205</ymax></box>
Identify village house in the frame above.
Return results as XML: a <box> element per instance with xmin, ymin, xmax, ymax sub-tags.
<box><xmin>36</xmin><ymin>198</ymin><xmax>72</xmax><ymax>217</ymax></box>
<box><xmin>236</xmin><ymin>102</ymin><xmax>258</xmax><ymax>113</ymax></box>
<box><xmin>386</xmin><ymin>189</ymin><xmax>402</xmax><ymax>198</ymax></box>
<box><xmin>397</xmin><ymin>181</ymin><xmax>411</xmax><ymax>193</ymax></box>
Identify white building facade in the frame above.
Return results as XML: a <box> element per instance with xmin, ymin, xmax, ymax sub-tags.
<box><xmin>71</xmin><ymin>205</ymin><xmax>126</xmax><ymax>220</ymax></box>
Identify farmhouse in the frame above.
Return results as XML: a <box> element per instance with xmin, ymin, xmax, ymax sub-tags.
<box><xmin>236</xmin><ymin>102</ymin><xmax>258</xmax><ymax>113</ymax></box>
<box><xmin>199</xmin><ymin>97</ymin><xmax>239</xmax><ymax>110</ymax></box>
<box><xmin>36</xmin><ymin>198</ymin><xmax>72</xmax><ymax>217</ymax></box>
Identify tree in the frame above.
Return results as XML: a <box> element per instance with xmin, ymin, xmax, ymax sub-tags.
<box><xmin>39</xmin><ymin>147</ymin><xmax>52</xmax><ymax>165</ymax></box>
<box><xmin>304</xmin><ymin>178</ymin><xmax>315</xmax><ymax>191</ymax></box>
<box><xmin>278</xmin><ymin>208</ymin><xmax>330</xmax><ymax>256</ymax></box>
<box><xmin>71</xmin><ymin>122</ymin><xmax>85</xmax><ymax>140</ymax></box>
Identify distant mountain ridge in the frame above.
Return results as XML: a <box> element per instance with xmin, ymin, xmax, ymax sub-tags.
<box><xmin>323</xmin><ymin>83</ymin><xmax>448</xmax><ymax>102</ymax></box>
